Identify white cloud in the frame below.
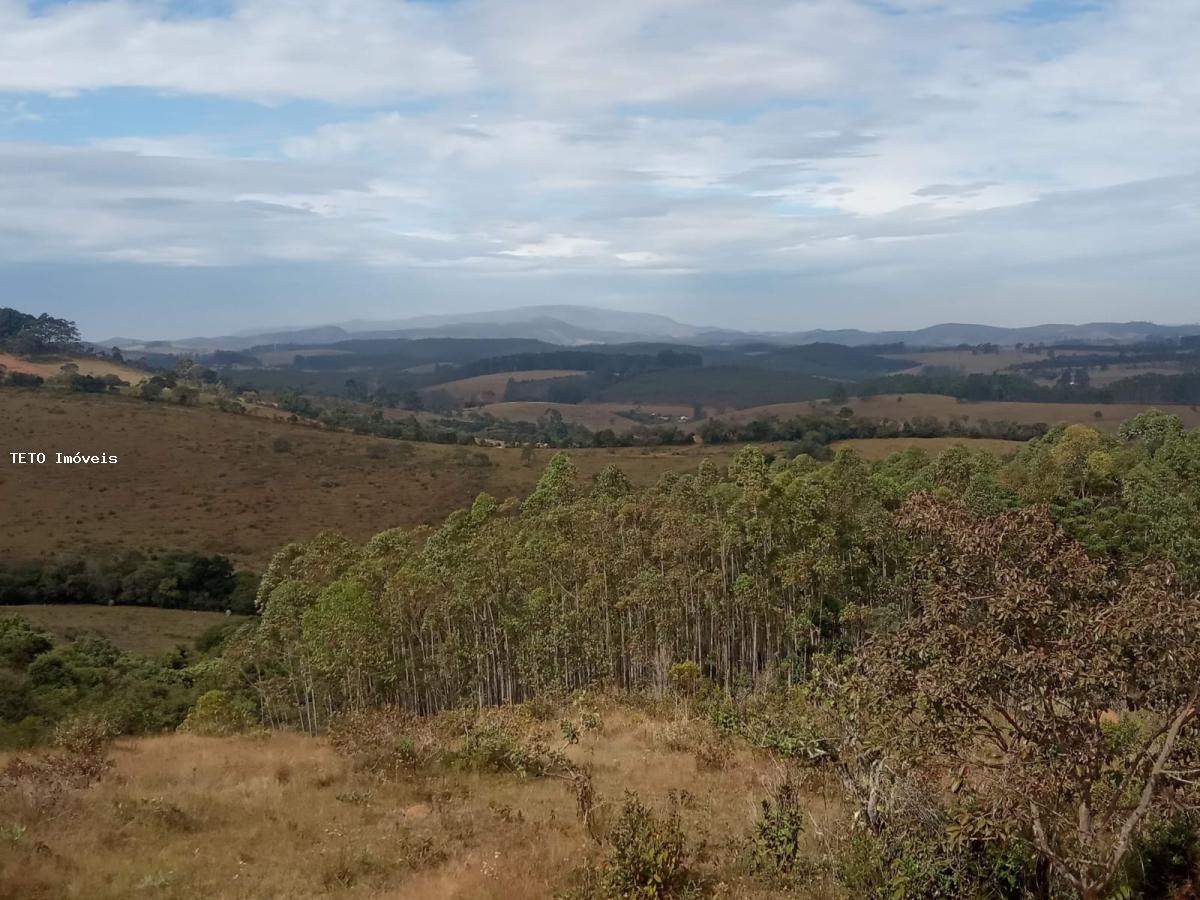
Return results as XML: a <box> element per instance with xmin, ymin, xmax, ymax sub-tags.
<box><xmin>1</xmin><ymin>0</ymin><xmax>1200</xmax><ymax>327</ymax></box>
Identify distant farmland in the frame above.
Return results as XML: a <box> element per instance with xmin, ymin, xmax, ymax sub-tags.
<box><xmin>425</xmin><ymin>369</ymin><xmax>585</xmax><ymax>404</ymax></box>
<box><xmin>0</xmin><ymin>352</ymin><xmax>147</xmax><ymax>382</ymax></box>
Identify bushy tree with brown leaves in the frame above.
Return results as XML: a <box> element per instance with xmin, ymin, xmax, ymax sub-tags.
<box><xmin>855</xmin><ymin>493</ymin><xmax>1200</xmax><ymax>899</ymax></box>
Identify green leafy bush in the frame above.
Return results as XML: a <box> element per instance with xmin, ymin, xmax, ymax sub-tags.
<box><xmin>179</xmin><ymin>690</ymin><xmax>251</xmax><ymax>737</ymax></box>
<box><xmin>748</xmin><ymin>778</ymin><xmax>807</xmax><ymax>878</ymax></box>
<box><xmin>602</xmin><ymin>793</ymin><xmax>690</xmax><ymax>898</ymax></box>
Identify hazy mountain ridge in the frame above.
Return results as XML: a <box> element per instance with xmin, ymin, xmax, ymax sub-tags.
<box><xmin>101</xmin><ymin>305</ymin><xmax>1200</xmax><ymax>353</ymax></box>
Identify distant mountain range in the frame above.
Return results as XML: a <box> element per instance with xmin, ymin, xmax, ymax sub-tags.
<box><xmin>102</xmin><ymin>305</ymin><xmax>1200</xmax><ymax>353</ymax></box>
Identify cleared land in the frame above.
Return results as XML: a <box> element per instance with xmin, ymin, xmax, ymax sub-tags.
<box><xmin>256</xmin><ymin>348</ymin><xmax>354</xmax><ymax>366</ymax></box>
<box><xmin>727</xmin><ymin>393</ymin><xmax>1200</xmax><ymax>431</ymax></box>
<box><xmin>0</xmin><ymin>352</ymin><xmax>147</xmax><ymax>382</ymax></box>
<box><xmin>0</xmin><ymin>708</ymin><xmax>842</xmax><ymax>900</ymax></box>
<box><xmin>0</xmin><ymin>390</ymin><xmax>756</xmax><ymax>567</ymax></box>
<box><xmin>0</xmin><ymin>605</ymin><xmax>248</xmax><ymax>655</ymax></box>
<box><xmin>425</xmin><ymin>370</ymin><xmax>585</xmax><ymax>404</ymax></box>
<box><xmin>477</xmin><ymin>400</ymin><xmax>696</xmax><ymax>431</ymax></box>
<box><xmin>831</xmin><ymin>436</ymin><xmax>1026</xmax><ymax>461</ymax></box>
<box><xmin>889</xmin><ymin>349</ymin><xmax>1044</xmax><ymax>375</ymax></box>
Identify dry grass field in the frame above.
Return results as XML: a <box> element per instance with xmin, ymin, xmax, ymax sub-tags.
<box><xmin>425</xmin><ymin>370</ymin><xmax>585</xmax><ymax>405</ymax></box>
<box><xmin>0</xmin><ymin>352</ymin><xmax>147</xmax><ymax>383</ymax></box>
<box><xmin>727</xmin><ymin>393</ymin><xmax>1200</xmax><ymax>432</ymax></box>
<box><xmin>0</xmin><ymin>605</ymin><xmax>248</xmax><ymax>655</ymax></box>
<box><xmin>0</xmin><ymin>390</ymin><xmax>759</xmax><ymax>567</ymax></box>
<box><xmin>477</xmin><ymin>400</ymin><xmax>695</xmax><ymax>431</ymax></box>
<box><xmin>830</xmin><ymin>436</ymin><xmax>1026</xmax><ymax>461</ymax></box>
<box><xmin>255</xmin><ymin>348</ymin><xmax>354</xmax><ymax>366</ymax></box>
<box><xmin>475</xmin><ymin>401</ymin><xmax>636</xmax><ymax>431</ymax></box>
<box><xmin>0</xmin><ymin>707</ymin><xmax>842</xmax><ymax>900</ymax></box>
<box><xmin>887</xmin><ymin>348</ymin><xmax>1043</xmax><ymax>375</ymax></box>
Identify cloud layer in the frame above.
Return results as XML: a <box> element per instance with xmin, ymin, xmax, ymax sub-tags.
<box><xmin>0</xmin><ymin>0</ymin><xmax>1198</xmax><ymax>333</ymax></box>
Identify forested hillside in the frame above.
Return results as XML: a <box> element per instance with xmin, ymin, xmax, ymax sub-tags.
<box><xmin>5</xmin><ymin>410</ymin><xmax>1200</xmax><ymax>898</ymax></box>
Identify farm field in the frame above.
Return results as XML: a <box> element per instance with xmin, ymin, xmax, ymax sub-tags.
<box><xmin>0</xmin><ymin>352</ymin><xmax>147</xmax><ymax>383</ymax></box>
<box><xmin>0</xmin><ymin>390</ymin><xmax>758</xmax><ymax>566</ymax></box>
<box><xmin>830</xmin><ymin>436</ymin><xmax>1026</xmax><ymax>460</ymax></box>
<box><xmin>477</xmin><ymin>400</ymin><xmax>696</xmax><ymax>431</ymax></box>
<box><xmin>0</xmin><ymin>706</ymin><xmax>835</xmax><ymax>900</ymax></box>
<box><xmin>726</xmin><ymin>393</ymin><xmax>1200</xmax><ymax>431</ymax></box>
<box><xmin>0</xmin><ymin>604</ymin><xmax>249</xmax><ymax>655</ymax></box>
<box><xmin>425</xmin><ymin>369</ymin><xmax>585</xmax><ymax>404</ymax></box>
<box><xmin>888</xmin><ymin>348</ymin><xmax>1043</xmax><ymax>375</ymax></box>
<box><xmin>256</xmin><ymin>348</ymin><xmax>354</xmax><ymax>366</ymax></box>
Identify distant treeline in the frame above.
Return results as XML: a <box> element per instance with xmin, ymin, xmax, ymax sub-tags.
<box><xmin>698</xmin><ymin>412</ymin><xmax>1048</xmax><ymax>457</ymax></box>
<box><xmin>0</xmin><ymin>369</ymin><xmax>128</xmax><ymax>392</ymax></box>
<box><xmin>0</xmin><ymin>552</ymin><xmax>259</xmax><ymax>615</ymax></box>
<box><xmin>458</xmin><ymin>348</ymin><xmax>701</xmax><ymax>378</ymax></box>
<box><xmin>859</xmin><ymin>371</ymin><xmax>1200</xmax><ymax>405</ymax></box>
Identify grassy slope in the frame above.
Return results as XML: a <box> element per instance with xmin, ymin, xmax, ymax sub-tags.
<box><xmin>0</xmin><ymin>390</ymin><xmax>760</xmax><ymax>567</ymax></box>
<box><xmin>423</xmin><ymin>370</ymin><xmax>586</xmax><ymax>403</ymax></box>
<box><xmin>0</xmin><ymin>352</ymin><xmax>147</xmax><ymax>382</ymax></box>
<box><xmin>0</xmin><ymin>710</ymin><xmax>835</xmax><ymax>900</ymax></box>
<box><xmin>0</xmin><ymin>605</ymin><xmax>249</xmax><ymax>655</ymax></box>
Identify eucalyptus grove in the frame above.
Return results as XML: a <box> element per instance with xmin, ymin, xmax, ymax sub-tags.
<box><xmin>239</xmin><ymin>411</ymin><xmax>1200</xmax><ymax>736</ymax></box>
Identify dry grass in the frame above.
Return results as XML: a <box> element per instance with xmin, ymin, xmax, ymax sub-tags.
<box><xmin>425</xmin><ymin>371</ymin><xmax>586</xmax><ymax>405</ymax></box>
<box><xmin>256</xmin><ymin>348</ymin><xmax>354</xmax><ymax>366</ymax></box>
<box><xmin>476</xmin><ymin>400</ymin><xmax>696</xmax><ymax>431</ymax></box>
<box><xmin>830</xmin><ymin>436</ymin><xmax>1026</xmax><ymax>461</ymax></box>
<box><xmin>0</xmin><ymin>709</ymin><xmax>843</xmax><ymax>899</ymax></box>
<box><xmin>0</xmin><ymin>605</ymin><xmax>249</xmax><ymax>655</ymax></box>
<box><xmin>0</xmin><ymin>391</ymin><xmax>759</xmax><ymax>567</ymax></box>
<box><xmin>727</xmin><ymin>393</ymin><xmax>1200</xmax><ymax>432</ymax></box>
<box><xmin>887</xmin><ymin>349</ymin><xmax>1044</xmax><ymax>375</ymax></box>
<box><xmin>0</xmin><ymin>352</ymin><xmax>147</xmax><ymax>383</ymax></box>
<box><xmin>475</xmin><ymin>401</ymin><xmax>637</xmax><ymax>431</ymax></box>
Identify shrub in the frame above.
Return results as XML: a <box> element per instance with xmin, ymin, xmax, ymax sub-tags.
<box><xmin>179</xmin><ymin>690</ymin><xmax>251</xmax><ymax>737</ymax></box>
<box><xmin>1125</xmin><ymin>812</ymin><xmax>1200</xmax><ymax>899</ymax></box>
<box><xmin>748</xmin><ymin>778</ymin><xmax>807</xmax><ymax>878</ymax></box>
<box><xmin>668</xmin><ymin>661</ymin><xmax>702</xmax><ymax>697</ymax></box>
<box><xmin>602</xmin><ymin>793</ymin><xmax>691</xmax><ymax>898</ymax></box>
<box><xmin>450</xmin><ymin>714</ymin><xmax>569</xmax><ymax>777</ymax></box>
<box><xmin>271</xmin><ymin>435</ymin><xmax>292</xmax><ymax>453</ymax></box>
<box><xmin>328</xmin><ymin>707</ymin><xmax>438</xmax><ymax>775</ymax></box>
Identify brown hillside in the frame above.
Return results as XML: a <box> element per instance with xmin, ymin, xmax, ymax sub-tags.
<box><xmin>0</xmin><ymin>390</ymin><xmax>754</xmax><ymax>567</ymax></box>
<box><xmin>424</xmin><ymin>370</ymin><xmax>585</xmax><ymax>404</ymax></box>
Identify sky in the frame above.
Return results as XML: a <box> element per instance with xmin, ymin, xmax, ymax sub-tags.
<box><xmin>1</xmin><ymin>0</ymin><xmax>1198</xmax><ymax>339</ymax></box>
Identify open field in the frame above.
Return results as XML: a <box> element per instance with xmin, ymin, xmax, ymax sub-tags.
<box><xmin>256</xmin><ymin>348</ymin><xmax>354</xmax><ymax>366</ymax></box>
<box><xmin>0</xmin><ymin>605</ymin><xmax>249</xmax><ymax>655</ymax></box>
<box><xmin>888</xmin><ymin>348</ymin><xmax>1043</xmax><ymax>375</ymax></box>
<box><xmin>477</xmin><ymin>400</ymin><xmax>696</xmax><ymax>431</ymax></box>
<box><xmin>0</xmin><ymin>352</ymin><xmax>147</xmax><ymax>383</ymax></box>
<box><xmin>0</xmin><ymin>707</ymin><xmax>839</xmax><ymax>900</ymax></box>
<box><xmin>727</xmin><ymin>393</ymin><xmax>1200</xmax><ymax>431</ymax></box>
<box><xmin>0</xmin><ymin>390</ymin><xmax>762</xmax><ymax>566</ymax></box>
<box><xmin>831</xmin><ymin>436</ymin><xmax>1026</xmax><ymax>460</ymax></box>
<box><xmin>425</xmin><ymin>370</ymin><xmax>585</xmax><ymax>404</ymax></box>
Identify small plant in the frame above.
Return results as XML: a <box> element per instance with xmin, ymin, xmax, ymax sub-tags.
<box><xmin>271</xmin><ymin>435</ymin><xmax>292</xmax><ymax>453</ymax></box>
<box><xmin>603</xmin><ymin>793</ymin><xmax>690</xmax><ymax>898</ymax></box>
<box><xmin>668</xmin><ymin>661</ymin><xmax>702</xmax><ymax>697</ymax></box>
<box><xmin>748</xmin><ymin>778</ymin><xmax>807</xmax><ymax>878</ymax></box>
